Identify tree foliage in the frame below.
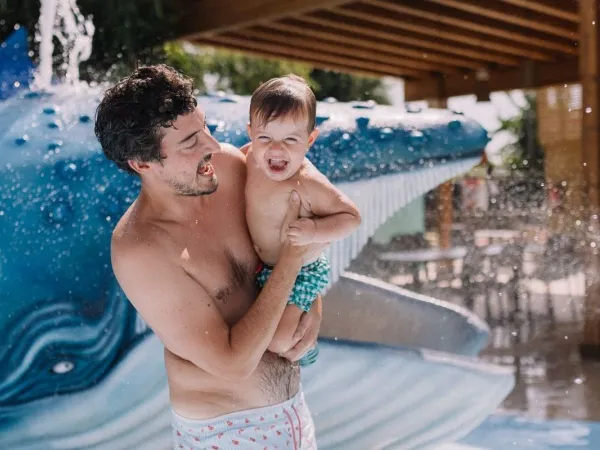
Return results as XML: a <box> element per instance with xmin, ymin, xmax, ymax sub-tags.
<box><xmin>1</xmin><ymin>1</ymin><xmax>390</xmax><ymax>103</ymax></box>
<box><xmin>496</xmin><ymin>92</ymin><xmax>544</xmax><ymax>174</ymax></box>
<box><xmin>163</xmin><ymin>42</ymin><xmax>390</xmax><ymax>103</ymax></box>
<box><xmin>310</xmin><ymin>69</ymin><xmax>390</xmax><ymax>104</ymax></box>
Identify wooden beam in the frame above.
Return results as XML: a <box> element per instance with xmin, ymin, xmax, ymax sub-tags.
<box><xmin>500</xmin><ymin>0</ymin><xmax>580</xmax><ymax>23</ymax></box>
<box><xmin>361</xmin><ymin>0</ymin><xmax>578</xmax><ymax>55</ymax></box>
<box><xmin>176</xmin><ymin>0</ymin><xmax>352</xmax><ymax>40</ymax></box>
<box><xmin>263</xmin><ymin>21</ymin><xmax>484</xmax><ymax>70</ymax></box>
<box><xmin>195</xmin><ymin>34</ymin><xmax>423</xmax><ymax>78</ymax></box>
<box><xmin>580</xmin><ymin>0</ymin><xmax>600</xmax><ymax>208</ymax></box>
<box><xmin>404</xmin><ymin>58</ymin><xmax>579</xmax><ymax>100</ymax></box>
<box><xmin>192</xmin><ymin>39</ymin><xmax>397</xmax><ymax>79</ymax></box>
<box><xmin>427</xmin><ymin>0</ymin><xmax>578</xmax><ymax>40</ymax></box>
<box><xmin>579</xmin><ymin>0</ymin><xmax>600</xmax><ymax>359</ymax></box>
<box><xmin>329</xmin><ymin>6</ymin><xmax>554</xmax><ymax>60</ymax></box>
<box><xmin>295</xmin><ymin>15</ymin><xmax>521</xmax><ymax>66</ymax></box>
<box><xmin>241</xmin><ymin>28</ymin><xmax>453</xmax><ymax>73</ymax></box>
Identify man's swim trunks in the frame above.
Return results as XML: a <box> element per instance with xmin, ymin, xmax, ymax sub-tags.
<box><xmin>171</xmin><ymin>388</ymin><xmax>317</xmax><ymax>449</ymax></box>
<box><xmin>255</xmin><ymin>254</ymin><xmax>330</xmax><ymax>312</ymax></box>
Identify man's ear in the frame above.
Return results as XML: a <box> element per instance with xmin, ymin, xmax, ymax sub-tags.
<box><xmin>128</xmin><ymin>159</ymin><xmax>152</xmax><ymax>175</ymax></box>
<box><xmin>307</xmin><ymin>128</ymin><xmax>320</xmax><ymax>147</ymax></box>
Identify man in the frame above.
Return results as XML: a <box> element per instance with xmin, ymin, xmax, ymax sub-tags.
<box><xmin>95</xmin><ymin>64</ymin><xmax>322</xmax><ymax>449</ymax></box>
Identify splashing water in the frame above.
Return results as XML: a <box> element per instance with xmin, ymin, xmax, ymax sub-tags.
<box><xmin>32</xmin><ymin>0</ymin><xmax>94</xmax><ymax>90</ymax></box>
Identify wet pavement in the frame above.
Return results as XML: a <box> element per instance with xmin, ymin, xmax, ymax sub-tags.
<box><xmin>349</xmin><ymin>235</ymin><xmax>600</xmax><ymax>424</ymax></box>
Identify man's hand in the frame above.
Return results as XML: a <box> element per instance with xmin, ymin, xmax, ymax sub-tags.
<box><xmin>287</xmin><ymin>218</ymin><xmax>317</xmax><ymax>246</ymax></box>
<box><xmin>282</xmin><ymin>295</ymin><xmax>322</xmax><ymax>362</ymax></box>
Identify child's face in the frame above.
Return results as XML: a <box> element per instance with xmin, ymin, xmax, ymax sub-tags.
<box><xmin>247</xmin><ymin>114</ymin><xmax>319</xmax><ymax>181</ymax></box>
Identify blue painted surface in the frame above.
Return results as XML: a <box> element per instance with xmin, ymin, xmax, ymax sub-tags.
<box><xmin>0</xmin><ymin>30</ymin><xmax>515</xmax><ymax>450</ymax></box>
<box><xmin>0</xmin><ymin>28</ymin><xmax>35</xmax><ymax>100</ymax></box>
<box><xmin>0</xmin><ymin>86</ymin><xmax>487</xmax><ymax>405</ymax></box>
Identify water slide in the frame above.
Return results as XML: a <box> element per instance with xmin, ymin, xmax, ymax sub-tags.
<box><xmin>0</xmin><ymin>28</ymin><xmax>514</xmax><ymax>449</ymax></box>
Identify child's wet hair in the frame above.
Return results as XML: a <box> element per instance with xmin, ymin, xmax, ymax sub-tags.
<box><xmin>250</xmin><ymin>74</ymin><xmax>317</xmax><ymax>132</ymax></box>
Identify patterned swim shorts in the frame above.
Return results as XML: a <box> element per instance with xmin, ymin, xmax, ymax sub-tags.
<box><xmin>171</xmin><ymin>388</ymin><xmax>317</xmax><ymax>449</ymax></box>
<box><xmin>256</xmin><ymin>254</ymin><xmax>331</xmax><ymax>312</ymax></box>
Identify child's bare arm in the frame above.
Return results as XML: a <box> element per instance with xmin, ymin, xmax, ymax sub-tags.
<box><xmin>288</xmin><ymin>172</ymin><xmax>361</xmax><ymax>245</ymax></box>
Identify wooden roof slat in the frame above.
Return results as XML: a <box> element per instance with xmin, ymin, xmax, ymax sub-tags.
<box><xmin>193</xmin><ymin>38</ymin><xmax>399</xmax><ymax>79</ymax></box>
<box><xmin>177</xmin><ymin>0</ymin><xmax>351</xmax><ymax>40</ymax></box>
<box><xmin>242</xmin><ymin>28</ymin><xmax>453</xmax><ymax>73</ymax></box>
<box><xmin>405</xmin><ymin>58</ymin><xmax>579</xmax><ymax>100</ymax></box>
<box><xmin>295</xmin><ymin>15</ymin><xmax>521</xmax><ymax>66</ymax></box>
<box><xmin>195</xmin><ymin>34</ymin><xmax>424</xmax><ymax>78</ymax></box>
<box><xmin>261</xmin><ymin>22</ymin><xmax>484</xmax><ymax>70</ymax></box>
<box><xmin>500</xmin><ymin>0</ymin><xmax>579</xmax><ymax>24</ymax></box>
<box><xmin>328</xmin><ymin>7</ymin><xmax>555</xmax><ymax>60</ymax></box>
<box><xmin>427</xmin><ymin>0</ymin><xmax>578</xmax><ymax>40</ymax></box>
<box><xmin>361</xmin><ymin>0</ymin><xmax>578</xmax><ymax>55</ymax></box>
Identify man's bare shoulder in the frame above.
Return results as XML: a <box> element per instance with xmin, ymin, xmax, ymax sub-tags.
<box><xmin>219</xmin><ymin>142</ymin><xmax>247</xmax><ymax>164</ymax></box>
<box><xmin>111</xmin><ymin>207</ymin><xmax>171</xmax><ymax>277</ymax></box>
<box><xmin>213</xmin><ymin>142</ymin><xmax>248</xmax><ymax>190</ymax></box>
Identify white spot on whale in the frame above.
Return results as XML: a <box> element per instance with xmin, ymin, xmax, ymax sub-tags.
<box><xmin>52</xmin><ymin>360</ymin><xmax>74</xmax><ymax>374</ymax></box>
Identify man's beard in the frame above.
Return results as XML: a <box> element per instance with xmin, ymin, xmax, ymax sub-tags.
<box><xmin>169</xmin><ymin>175</ymin><xmax>219</xmax><ymax>197</ymax></box>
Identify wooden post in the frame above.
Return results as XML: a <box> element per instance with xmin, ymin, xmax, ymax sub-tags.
<box><xmin>579</xmin><ymin>0</ymin><xmax>600</xmax><ymax>358</ymax></box>
<box><xmin>428</xmin><ymin>95</ymin><xmax>454</xmax><ymax>276</ymax></box>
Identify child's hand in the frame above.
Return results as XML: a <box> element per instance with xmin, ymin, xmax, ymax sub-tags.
<box><xmin>287</xmin><ymin>218</ymin><xmax>317</xmax><ymax>245</ymax></box>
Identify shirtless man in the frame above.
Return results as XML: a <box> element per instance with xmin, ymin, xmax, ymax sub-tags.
<box><xmin>94</xmin><ymin>65</ymin><xmax>323</xmax><ymax>449</ymax></box>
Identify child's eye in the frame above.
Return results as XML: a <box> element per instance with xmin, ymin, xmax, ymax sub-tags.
<box><xmin>285</xmin><ymin>138</ymin><xmax>297</xmax><ymax>143</ymax></box>
<box><xmin>258</xmin><ymin>136</ymin><xmax>270</xmax><ymax>141</ymax></box>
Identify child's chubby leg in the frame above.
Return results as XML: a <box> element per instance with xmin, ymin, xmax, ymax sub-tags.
<box><xmin>268</xmin><ymin>304</ymin><xmax>305</xmax><ymax>355</ymax></box>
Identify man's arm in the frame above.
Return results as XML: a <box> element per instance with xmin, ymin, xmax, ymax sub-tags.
<box><xmin>288</xmin><ymin>172</ymin><xmax>361</xmax><ymax>245</ymax></box>
<box><xmin>282</xmin><ymin>295</ymin><xmax>323</xmax><ymax>362</ymax></box>
<box><xmin>112</xmin><ymin>194</ymin><xmax>307</xmax><ymax>381</ymax></box>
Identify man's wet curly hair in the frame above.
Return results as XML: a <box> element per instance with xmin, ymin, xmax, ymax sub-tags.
<box><xmin>94</xmin><ymin>64</ymin><xmax>198</xmax><ymax>175</ymax></box>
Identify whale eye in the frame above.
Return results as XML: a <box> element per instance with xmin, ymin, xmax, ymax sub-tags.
<box><xmin>52</xmin><ymin>360</ymin><xmax>75</xmax><ymax>374</ymax></box>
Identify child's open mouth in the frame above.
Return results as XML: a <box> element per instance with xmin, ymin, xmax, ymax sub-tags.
<box><xmin>268</xmin><ymin>158</ymin><xmax>288</xmax><ymax>173</ymax></box>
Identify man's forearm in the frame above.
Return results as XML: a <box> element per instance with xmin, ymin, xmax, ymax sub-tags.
<box><xmin>227</xmin><ymin>252</ymin><xmax>303</xmax><ymax>376</ymax></box>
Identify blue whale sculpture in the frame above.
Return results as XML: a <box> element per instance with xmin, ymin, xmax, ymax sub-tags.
<box><xmin>0</xmin><ymin>29</ymin><xmax>513</xmax><ymax>449</ymax></box>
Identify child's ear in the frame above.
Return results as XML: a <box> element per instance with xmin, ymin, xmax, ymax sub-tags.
<box><xmin>246</xmin><ymin>122</ymin><xmax>252</xmax><ymax>138</ymax></box>
<box><xmin>307</xmin><ymin>128</ymin><xmax>320</xmax><ymax>147</ymax></box>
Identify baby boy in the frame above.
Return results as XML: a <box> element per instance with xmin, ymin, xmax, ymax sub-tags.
<box><xmin>245</xmin><ymin>74</ymin><xmax>361</xmax><ymax>364</ymax></box>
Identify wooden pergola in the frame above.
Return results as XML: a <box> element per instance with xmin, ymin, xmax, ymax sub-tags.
<box><xmin>176</xmin><ymin>0</ymin><xmax>600</xmax><ymax>356</ymax></box>
<box><xmin>176</xmin><ymin>0</ymin><xmax>580</xmax><ymax>101</ymax></box>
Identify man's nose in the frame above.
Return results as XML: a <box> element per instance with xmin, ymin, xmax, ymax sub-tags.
<box><xmin>208</xmin><ymin>134</ymin><xmax>222</xmax><ymax>153</ymax></box>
